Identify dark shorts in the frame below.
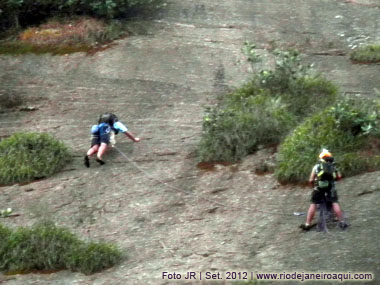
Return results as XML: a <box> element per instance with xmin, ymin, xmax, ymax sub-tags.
<box><xmin>91</xmin><ymin>134</ymin><xmax>110</xmax><ymax>147</ymax></box>
<box><xmin>311</xmin><ymin>185</ymin><xmax>338</xmax><ymax>204</ymax></box>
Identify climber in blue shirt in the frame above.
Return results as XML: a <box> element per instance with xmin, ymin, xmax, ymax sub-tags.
<box><xmin>84</xmin><ymin>113</ymin><xmax>140</xmax><ymax>167</ymax></box>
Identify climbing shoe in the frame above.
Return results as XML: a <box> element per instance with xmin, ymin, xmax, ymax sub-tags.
<box><xmin>84</xmin><ymin>155</ymin><xmax>90</xmax><ymax>168</ymax></box>
<box><xmin>96</xmin><ymin>158</ymin><xmax>106</xmax><ymax>165</ymax></box>
<box><xmin>339</xmin><ymin>221</ymin><xmax>349</xmax><ymax>230</ymax></box>
<box><xmin>300</xmin><ymin>223</ymin><xmax>315</xmax><ymax>231</ymax></box>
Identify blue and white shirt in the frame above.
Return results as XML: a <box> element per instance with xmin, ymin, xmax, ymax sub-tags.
<box><xmin>112</xmin><ymin>121</ymin><xmax>128</xmax><ymax>133</ymax></box>
<box><xmin>91</xmin><ymin>123</ymin><xmax>111</xmax><ymax>137</ymax></box>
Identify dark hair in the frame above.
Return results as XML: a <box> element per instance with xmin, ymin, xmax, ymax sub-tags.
<box><xmin>98</xmin><ymin>113</ymin><xmax>118</xmax><ymax>125</ymax></box>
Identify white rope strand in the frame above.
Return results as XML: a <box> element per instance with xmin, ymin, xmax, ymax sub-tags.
<box><xmin>113</xmin><ymin>144</ymin><xmax>294</xmax><ymax>216</ymax></box>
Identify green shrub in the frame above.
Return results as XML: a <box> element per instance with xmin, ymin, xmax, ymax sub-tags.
<box><xmin>258</xmin><ymin>50</ymin><xmax>310</xmax><ymax>94</ymax></box>
<box><xmin>241</xmin><ymin>41</ymin><xmax>261</xmax><ymax>69</ymax></box>
<box><xmin>350</xmin><ymin>44</ymin><xmax>380</xmax><ymax>64</ymax></box>
<box><xmin>0</xmin><ymin>224</ymin><xmax>12</xmax><ymax>266</ymax></box>
<box><xmin>0</xmin><ymin>221</ymin><xmax>123</xmax><ymax>274</ymax></box>
<box><xmin>229</xmin><ymin>75</ymin><xmax>338</xmax><ymax>119</ymax></box>
<box><xmin>279</xmin><ymin>76</ymin><xmax>338</xmax><ymax>118</ymax></box>
<box><xmin>198</xmin><ymin>49</ymin><xmax>338</xmax><ymax>163</ymax></box>
<box><xmin>0</xmin><ymin>132</ymin><xmax>71</xmax><ymax>185</ymax></box>
<box><xmin>275</xmin><ymin>98</ymin><xmax>380</xmax><ymax>183</ymax></box>
<box><xmin>66</xmin><ymin>242</ymin><xmax>123</xmax><ymax>274</ymax></box>
<box><xmin>226</xmin><ymin>80</ymin><xmax>267</xmax><ymax>102</ymax></box>
<box><xmin>255</xmin><ymin>50</ymin><xmax>338</xmax><ymax>118</ymax></box>
<box><xmin>198</xmin><ymin>94</ymin><xmax>295</xmax><ymax>162</ymax></box>
<box><xmin>0</xmin><ymin>222</ymin><xmax>80</xmax><ymax>272</ymax></box>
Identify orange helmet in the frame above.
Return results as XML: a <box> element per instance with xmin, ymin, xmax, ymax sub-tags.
<box><xmin>319</xmin><ymin>149</ymin><xmax>332</xmax><ymax>159</ymax></box>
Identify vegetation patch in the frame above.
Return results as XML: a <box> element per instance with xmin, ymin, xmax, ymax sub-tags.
<box><xmin>0</xmin><ymin>208</ymin><xmax>13</xmax><ymax>218</ymax></box>
<box><xmin>0</xmin><ymin>0</ymin><xmax>165</xmax><ymax>32</ymax></box>
<box><xmin>275</xmin><ymin>98</ymin><xmax>380</xmax><ymax>183</ymax></box>
<box><xmin>0</xmin><ymin>17</ymin><xmax>126</xmax><ymax>55</ymax></box>
<box><xmin>0</xmin><ymin>132</ymin><xmax>71</xmax><ymax>185</ymax></box>
<box><xmin>199</xmin><ymin>46</ymin><xmax>379</xmax><ymax>182</ymax></box>
<box><xmin>0</xmin><ymin>41</ymin><xmax>93</xmax><ymax>56</ymax></box>
<box><xmin>0</xmin><ymin>221</ymin><xmax>123</xmax><ymax>275</ymax></box>
<box><xmin>198</xmin><ymin>94</ymin><xmax>295</xmax><ymax>162</ymax></box>
<box><xmin>350</xmin><ymin>44</ymin><xmax>380</xmax><ymax>64</ymax></box>
<box><xmin>198</xmin><ymin>49</ymin><xmax>338</xmax><ymax>163</ymax></box>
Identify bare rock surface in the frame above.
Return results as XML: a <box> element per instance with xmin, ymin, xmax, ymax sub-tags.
<box><xmin>1</xmin><ymin>0</ymin><xmax>380</xmax><ymax>284</ymax></box>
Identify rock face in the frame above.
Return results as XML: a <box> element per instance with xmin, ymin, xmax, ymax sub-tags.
<box><xmin>1</xmin><ymin>0</ymin><xmax>380</xmax><ymax>284</ymax></box>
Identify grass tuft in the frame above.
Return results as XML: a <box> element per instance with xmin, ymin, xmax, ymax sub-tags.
<box><xmin>0</xmin><ymin>132</ymin><xmax>71</xmax><ymax>185</ymax></box>
<box><xmin>350</xmin><ymin>44</ymin><xmax>380</xmax><ymax>64</ymax></box>
<box><xmin>66</xmin><ymin>242</ymin><xmax>123</xmax><ymax>274</ymax></box>
<box><xmin>0</xmin><ymin>221</ymin><xmax>123</xmax><ymax>274</ymax></box>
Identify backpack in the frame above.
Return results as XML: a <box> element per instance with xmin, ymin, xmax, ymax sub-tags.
<box><xmin>91</xmin><ymin>123</ymin><xmax>111</xmax><ymax>136</ymax></box>
<box><xmin>316</xmin><ymin>159</ymin><xmax>336</xmax><ymax>188</ymax></box>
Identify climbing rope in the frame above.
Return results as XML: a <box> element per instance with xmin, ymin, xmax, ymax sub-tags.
<box><xmin>113</xmin><ymin>144</ymin><xmax>295</xmax><ymax>216</ymax></box>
